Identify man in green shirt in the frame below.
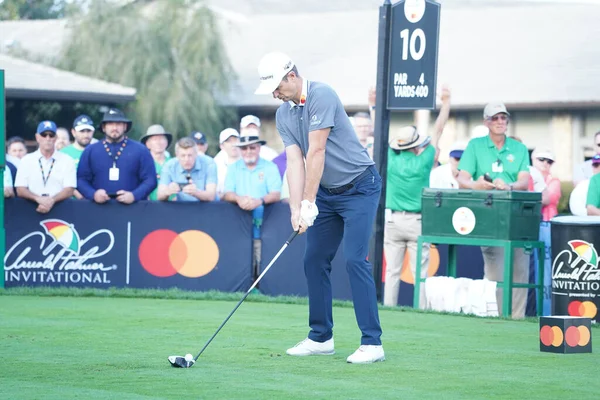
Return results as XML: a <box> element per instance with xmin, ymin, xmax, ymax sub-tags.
<box><xmin>61</xmin><ymin>114</ymin><xmax>95</xmax><ymax>199</ymax></box>
<box><xmin>457</xmin><ymin>102</ymin><xmax>531</xmax><ymax>318</ymax></box>
<box><xmin>586</xmin><ymin>154</ymin><xmax>600</xmax><ymax>215</ymax></box>
<box><xmin>383</xmin><ymin>87</ymin><xmax>451</xmax><ymax>307</ymax></box>
<box><xmin>141</xmin><ymin>124</ymin><xmax>173</xmax><ymax>201</ymax></box>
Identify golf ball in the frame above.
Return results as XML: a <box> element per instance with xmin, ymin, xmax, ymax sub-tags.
<box><xmin>185</xmin><ymin>353</ymin><xmax>193</xmax><ymax>361</ymax></box>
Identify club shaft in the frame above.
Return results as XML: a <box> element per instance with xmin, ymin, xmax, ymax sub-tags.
<box><xmin>194</xmin><ymin>231</ymin><xmax>298</xmax><ymax>360</ymax></box>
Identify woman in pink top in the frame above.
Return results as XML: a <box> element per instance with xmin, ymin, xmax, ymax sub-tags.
<box><xmin>532</xmin><ymin>149</ymin><xmax>562</xmax><ymax>221</ymax></box>
<box><xmin>531</xmin><ymin>148</ymin><xmax>561</xmax><ymax>316</ymax></box>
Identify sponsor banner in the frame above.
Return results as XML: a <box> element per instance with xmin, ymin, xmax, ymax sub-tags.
<box><xmin>5</xmin><ymin>199</ymin><xmax>126</xmax><ymax>287</ymax></box>
<box><xmin>129</xmin><ymin>201</ymin><xmax>253</xmax><ymax>292</ymax></box>
<box><xmin>4</xmin><ymin>199</ymin><xmax>253</xmax><ymax>292</ymax></box>
<box><xmin>551</xmin><ymin>217</ymin><xmax>600</xmax><ymax>323</ymax></box>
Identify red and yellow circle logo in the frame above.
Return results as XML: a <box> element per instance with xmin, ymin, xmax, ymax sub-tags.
<box><xmin>540</xmin><ymin>324</ymin><xmax>591</xmax><ymax>347</ymax></box>
<box><xmin>567</xmin><ymin>300</ymin><xmax>598</xmax><ymax>319</ymax></box>
<box><xmin>138</xmin><ymin>229</ymin><xmax>219</xmax><ymax>278</ymax></box>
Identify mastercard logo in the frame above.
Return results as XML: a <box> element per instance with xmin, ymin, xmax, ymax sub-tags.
<box><xmin>540</xmin><ymin>325</ymin><xmax>591</xmax><ymax>347</ymax></box>
<box><xmin>567</xmin><ymin>300</ymin><xmax>598</xmax><ymax>319</ymax></box>
<box><xmin>138</xmin><ymin>229</ymin><xmax>219</xmax><ymax>278</ymax></box>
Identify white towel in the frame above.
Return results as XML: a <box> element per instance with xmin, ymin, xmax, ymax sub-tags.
<box><xmin>425</xmin><ymin>277</ymin><xmax>498</xmax><ymax>317</ymax></box>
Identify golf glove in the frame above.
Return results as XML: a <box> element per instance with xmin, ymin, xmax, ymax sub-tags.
<box><xmin>300</xmin><ymin>200</ymin><xmax>319</xmax><ymax>227</ymax></box>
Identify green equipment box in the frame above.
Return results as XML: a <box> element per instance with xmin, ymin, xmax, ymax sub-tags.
<box><xmin>421</xmin><ymin>189</ymin><xmax>542</xmax><ymax>240</ymax></box>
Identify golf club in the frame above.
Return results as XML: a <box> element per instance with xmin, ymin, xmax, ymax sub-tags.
<box><xmin>168</xmin><ymin>230</ymin><xmax>299</xmax><ymax>368</ymax></box>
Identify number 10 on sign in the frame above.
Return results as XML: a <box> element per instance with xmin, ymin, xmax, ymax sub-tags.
<box><xmin>399</xmin><ymin>28</ymin><xmax>425</xmax><ymax>61</ymax></box>
<box><xmin>387</xmin><ymin>0</ymin><xmax>440</xmax><ymax>110</ymax></box>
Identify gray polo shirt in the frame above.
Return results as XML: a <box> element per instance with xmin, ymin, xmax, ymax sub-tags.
<box><xmin>276</xmin><ymin>81</ymin><xmax>374</xmax><ymax>188</ymax></box>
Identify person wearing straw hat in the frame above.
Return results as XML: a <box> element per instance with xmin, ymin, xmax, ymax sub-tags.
<box><xmin>254</xmin><ymin>51</ymin><xmax>384</xmax><ymax>364</ymax></box>
<box><xmin>141</xmin><ymin>124</ymin><xmax>173</xmax><ymax>201</ymax></box>
<box><xmin>383</xmin><ymin>87</ymin><xmax>452</xmax><ymax>309</ymax></box>
<box><xmin>77</xmin><ymin>108</ymin><xmax>157</xmax><ymax>204</ymax></box>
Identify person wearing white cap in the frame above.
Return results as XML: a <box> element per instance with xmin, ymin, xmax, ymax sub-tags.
<box><xmin>239</xmin><ymin>114</ymin><xmax>279</xmax><ymax>161</ymax></box>
<box><xmin>213</xmin><ymin>128</ymin><xmax>241</xmax><ymax>198</ymax></box>
<box><xmin>530</xmin><ymin>147</ymin><xmax>562</xmax><ymax>316</ymax></box>
<box><xmin>457</xmin><ymin>102</ymin><xmax>531</xmax><ymax>319</ymax></box>
<box><xmin>255</xmin><ymin>51</ymin><xmax>383</xmax><ymax>364</ymax></box>
<box><xmin>383</xmin><ymin>87</ymin><xmax>451</xmax><ymax>310</ymax></box>
<box><xmin>429</xmin><ymin>141</ymin><xmax>466</xmax><ymax>189</ymax></box>
<box><xmin>61</xmin><ymin>114</ymin><xmax>97</xmax><ymax>199</ymax></box>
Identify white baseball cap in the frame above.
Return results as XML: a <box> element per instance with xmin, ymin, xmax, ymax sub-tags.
<box><xmin>254</xmin><ymin>52</ymin><xmax>295</xmax><ymax>95</ymax></box>
<box><xmin>240</xmin><ymin>115</ymin><xmax>261</xmax><ymax>129</ymax></box>
<box><xmin>219</xmin><ymin>128</ymin><xmax>240</xmax><ymax>144</ymax></box>
<box><xmin>533</xmin><ymin>148</ymin><xmax>555</xmax><ymax>162</ymax></box>
<box><xmin>483</xmin><ymin>102</ymin><xmax>510</xmax><ymax>119</ymax></box>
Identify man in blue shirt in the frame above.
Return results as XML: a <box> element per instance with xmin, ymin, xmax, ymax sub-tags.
<box><xmin>255</xmin><ymin>52</ymin><xmax>384</xmax><ymax>364</ymax></box>
<box><xmin>77</xmin><ymin>108</ymin><xmax>157</xmax><ymax>203</ymax></box>
<box><xmin>158</xmin><ymin>137</ymin><xmax>217</xmax><ymax>202</ymax></box>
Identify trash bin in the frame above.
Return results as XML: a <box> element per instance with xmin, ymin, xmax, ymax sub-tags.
<box><xmin>551</xmin><ymin>216</ymin><xmax>600</xmax><ymax>323</ymax></box>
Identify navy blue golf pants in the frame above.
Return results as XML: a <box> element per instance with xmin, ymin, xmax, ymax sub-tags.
<box><xmin>305</xmin><ymin>165</ymin><xmax>383</xmax><ymax>345</ymax></box>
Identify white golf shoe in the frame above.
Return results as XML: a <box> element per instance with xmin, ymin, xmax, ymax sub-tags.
<box><xmin>286</xmin><ymin>338</ymin><xmax>335</xmax><ymax>356</ymax></box>
<box><xmin>346</xmin><ymin>345</ymin><xmax>385</xmax><ymax>364</ymax></box>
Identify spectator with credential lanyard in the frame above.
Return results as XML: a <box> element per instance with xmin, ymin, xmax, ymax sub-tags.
<box><xmin>77</xmin><ymin>108</ymin><xmax>157</xmax><ymax>204</ymax></box>
<box><xmin>15</xmin><ymin>120</ymin><xmax>76</xmax><ymax>213</ymax></box>
<box><xmin>255</xmin><ymin>52</ymin><xmax>384</xmax><ymax>364</ymax></box>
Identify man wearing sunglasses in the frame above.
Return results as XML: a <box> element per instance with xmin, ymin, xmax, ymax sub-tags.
<box><xmin>586</xmin><ymin>154</ymin><xmax>600</xmax><ymax>216</ymax></box>
<box><xmin>574</xmin><ymin>132</ymin><xmax>600</xmax><ymax>185</ymax></box>
<box><xmin>457</xmin><ymin>102</ymin><xmax>531</xmax><ymax>319</ymax></box>
<box><xmin>15</xmin><ymin>120</ymin><xmax>76</xmax><ymax>213</ymax></box>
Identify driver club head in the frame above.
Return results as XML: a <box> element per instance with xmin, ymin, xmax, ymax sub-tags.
<box><xmin>168</xmin><ymin>355</ymin><xmax>195</xmax><ymax>368</ymax></box>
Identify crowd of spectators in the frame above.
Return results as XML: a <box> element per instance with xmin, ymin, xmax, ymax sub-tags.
<box><xmin>5</xmin><ymin>88</ymin><xmax>600</xmax><ymax>318</ymax></box>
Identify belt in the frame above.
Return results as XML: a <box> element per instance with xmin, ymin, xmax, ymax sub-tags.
<box><xmin>323</xmin><ymin>165</ymin><xmax>375</xmax><ymax>195</ymax></box>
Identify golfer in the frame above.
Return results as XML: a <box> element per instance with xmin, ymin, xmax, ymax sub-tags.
<box><xmin>255</xmin><ymin>52</ymin><xmax>384</xmax><ymax>364</ymax></box>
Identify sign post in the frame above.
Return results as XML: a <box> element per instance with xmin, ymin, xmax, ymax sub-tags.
<box><xmin>370</xmin><ymin>0</ymin><xmax>440</xmax><ymax>302</ymax></box>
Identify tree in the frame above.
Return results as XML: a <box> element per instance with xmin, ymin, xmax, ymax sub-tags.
<box><xmin>58</xmin><ymin>0</ymin><xmax>236</xmax><ymax>148</ymax></box>
<box><xmin>0</xmin><ymin>0</ymin><xmax>70</xmax><ymax>20</ymax></box>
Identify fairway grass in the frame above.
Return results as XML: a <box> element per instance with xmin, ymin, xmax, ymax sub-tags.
<box><xmin>1</xmin><ymin>289</ymin><xmax>599</xmax><ymax>399</ymax></box>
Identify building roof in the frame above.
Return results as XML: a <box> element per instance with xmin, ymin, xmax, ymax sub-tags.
<box><xmin>219</xmin><ymin>1</ymin><xmax>600</xmax><ymax>110</ymax></box>
<box><xmin>0</xmin><ymin>53</ymin><xmax>136</xmax><ymax>103</ymax></box>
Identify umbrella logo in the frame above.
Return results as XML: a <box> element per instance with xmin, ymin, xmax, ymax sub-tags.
<box><xmin>568</xmin><ymin>240</ymin><xmax>598</xmax><ymax>267</ymax></box>
<box><xmin>41</xmin><ymin>219</ymin><xmax>81</xmax><ymax>254</ymax></box>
